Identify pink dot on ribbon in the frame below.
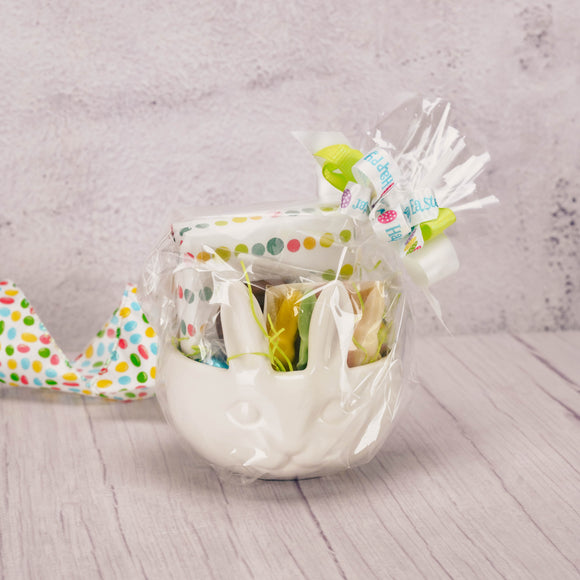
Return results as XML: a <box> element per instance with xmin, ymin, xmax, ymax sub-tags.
<box><xmin>0</xmin><ymin>297</ymin><xmax>14</xmax><ymax>304</ymax></box>
<box><xmin>119</xmin><ymin>339</ymin><xmax>128</xmax><ymax>349</ymax></box>
<box><xmin>378</xmin><ymin>210</ymin><xmax>397</xmax><ymax>224</ymax></box>
<box><xmin>39</xmin><ymin>334</ymin><xmax>51</xmax><ymax>345</ymax></box>
<box><xmin>138</xmin><ymin>345</ymin><xmax>149</xmax><ymax>360</ymax></box>
<box><xmin>50</xmin><ymin>354</ymin><xmax>59</xmax><ymax>365</ymax></box>
<box><xmin>287</xmin><ymin>239</ymin><xmax>300</xmax><ymax>252</ymax></box>
<box><xmin>17</xmin><ymin>344</ymin><xmax>30</xmax><ymax>354</ymax></box>
<box><xmin>107</xmin><ymin>328</ymin><xmax>116</xmax><ymax>338</ymax></box>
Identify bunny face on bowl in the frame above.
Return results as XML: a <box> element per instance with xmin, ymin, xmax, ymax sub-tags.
<box><xmin>159</xmin><ymin>280</ymin><xmax>404</xmax><ymax>480</ymax></box>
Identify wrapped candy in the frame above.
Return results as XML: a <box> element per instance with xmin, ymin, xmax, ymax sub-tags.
<box><xmin>141</xmin><ymin>97</ymin><xmax>495</xmax><ymax>480</ymax></box>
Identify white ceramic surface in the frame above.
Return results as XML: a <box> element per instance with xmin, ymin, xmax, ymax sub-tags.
<box><xmin>159</xmin><ymin>281</ymin><xmax>404</xmax><ymax>479</ymax></box>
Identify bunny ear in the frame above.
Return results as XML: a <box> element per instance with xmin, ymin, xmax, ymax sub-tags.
<box><xmin>306</xmin><ymin>282</ymin><xmax>355</xmax><ymax>371</ymax></box>
<box><xmin>220</xmin><ymin>281</ymin><xmax>270</xmax><ymax>371</ymax></box>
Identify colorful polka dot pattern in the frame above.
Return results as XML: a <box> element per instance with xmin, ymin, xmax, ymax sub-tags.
<box><xmin>177</xmin><ymin>230</ymin><xmax>354</xmax><ymax>277</ymax></box>
<box><xmin>0</xmin><ymin>281</ymin><xmax>158</xmax><ymax>401</ymax></box>
<box><xmin>172</xmin><ymin>206</ymin><xmax>356</xmax><ymax>270</ymax></box>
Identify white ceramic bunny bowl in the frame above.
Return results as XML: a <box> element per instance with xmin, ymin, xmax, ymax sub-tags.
<box><xmin>158</xmin><ymin>279</ymin><xmax>405</xmax><ymax>480</ymax></box>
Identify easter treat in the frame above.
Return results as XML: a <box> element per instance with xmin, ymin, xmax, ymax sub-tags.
<box><xmin>142</xmin><ymin>97</ymin><xmax>494</xmax><ymax>480</ymax></box>
<box><xmin>296</xmin><ymin>291</ymin><xmax>317</xmax><ymax>371</ymax></box>
<box><xmin>264</xmin><ymin>283</ymin><xmax>322</xmax><ymax>372</ymax></box>
<box><xmin>266</xmin><ymin>285</ymin><xmax>302</xmax><ymax>371</ymax></box>
<box><xmin>346</xmin><ymin>282</ymin><xmax>390</xmax><ymax>368</ymax></box>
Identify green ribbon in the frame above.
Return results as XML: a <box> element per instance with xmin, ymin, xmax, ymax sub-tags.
<box><xmin>315</xmin><ymin>144</ymin><xmax>363</xmax><ymax>192</ymax></box>
<box><xmin>420</xmin><ymin>208</ymin><xmax>457</xmax><ymax>242</ymax></box>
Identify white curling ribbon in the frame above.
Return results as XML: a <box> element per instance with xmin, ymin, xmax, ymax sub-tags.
<box><xmin>340</xmin><ymin>182</ymin><xmax>372</xmax><ymax>221</ymax></box>
<box><xmin>402</xmin><ymin>233</ymin><xmax>459</xmax><ymax>287</ymax></box>
<box><xmin>451</xmin><ymin>194</ymin><xmax>499</xmax><ymax>213</ymax></box>
<box><xmin>352</xmin><ymin>147</ymin><xmax>402</xmax><ymax>201</ymax></box>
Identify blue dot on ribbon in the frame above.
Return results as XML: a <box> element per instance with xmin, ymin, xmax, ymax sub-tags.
<box><xmin>124</xmin><ymin>321</ymin><xmax>137</xmax><ymax>332</ymax></box>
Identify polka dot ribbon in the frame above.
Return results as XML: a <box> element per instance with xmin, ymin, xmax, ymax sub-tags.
<box><xmin>0</xmin><ymin>281</ymin><xmax>157</xmax><ymax>401</ymax></box>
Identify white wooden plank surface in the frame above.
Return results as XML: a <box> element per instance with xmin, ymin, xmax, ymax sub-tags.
<box><xmin>1</xmin><ymin>332</ymin><xmax>579</xmax><ymax>579</ymax></box>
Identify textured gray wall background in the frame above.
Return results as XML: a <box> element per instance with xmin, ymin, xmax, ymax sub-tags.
<box><xmin>0</xmin><ymin>1</ymin><xmax>578</xmax><ymax>354</ymax></box>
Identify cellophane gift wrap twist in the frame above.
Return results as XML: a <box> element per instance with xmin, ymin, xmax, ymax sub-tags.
<box><xmin>141</xmin><ymin>97</ymin><xmax>495</xmax><ymax>481</ymax></box>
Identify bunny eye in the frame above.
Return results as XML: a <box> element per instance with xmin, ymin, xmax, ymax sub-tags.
<box><xmin>227</xmin><ymin>401</ymin><xmax>262</xmax><ymax>427</ymax></box>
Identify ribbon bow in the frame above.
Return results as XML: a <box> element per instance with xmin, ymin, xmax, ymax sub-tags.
<box><xmin>312</xmin><ymin>99</ymin><xmax>496</xmax><ymax>288</ymax></box>
<box><xmin>315</xmin><ymin>143</ymin><xmax>456</xmax><ymax>257</ymax></box>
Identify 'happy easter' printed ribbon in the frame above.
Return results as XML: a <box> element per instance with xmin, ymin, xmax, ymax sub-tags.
<box><xmin>316</xmin><ymin>144</ymin><xmax>455</xmax><ymax>256</ymax></box>
<box><xmin>312</xmin><ymin>100</ymin><xmax>498</xmax><ymax>290</ymax></box>
<box><xmin>0</xmin><ymin>281</ymin><xmax>158</xmax><ymax>400</ymax></box>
